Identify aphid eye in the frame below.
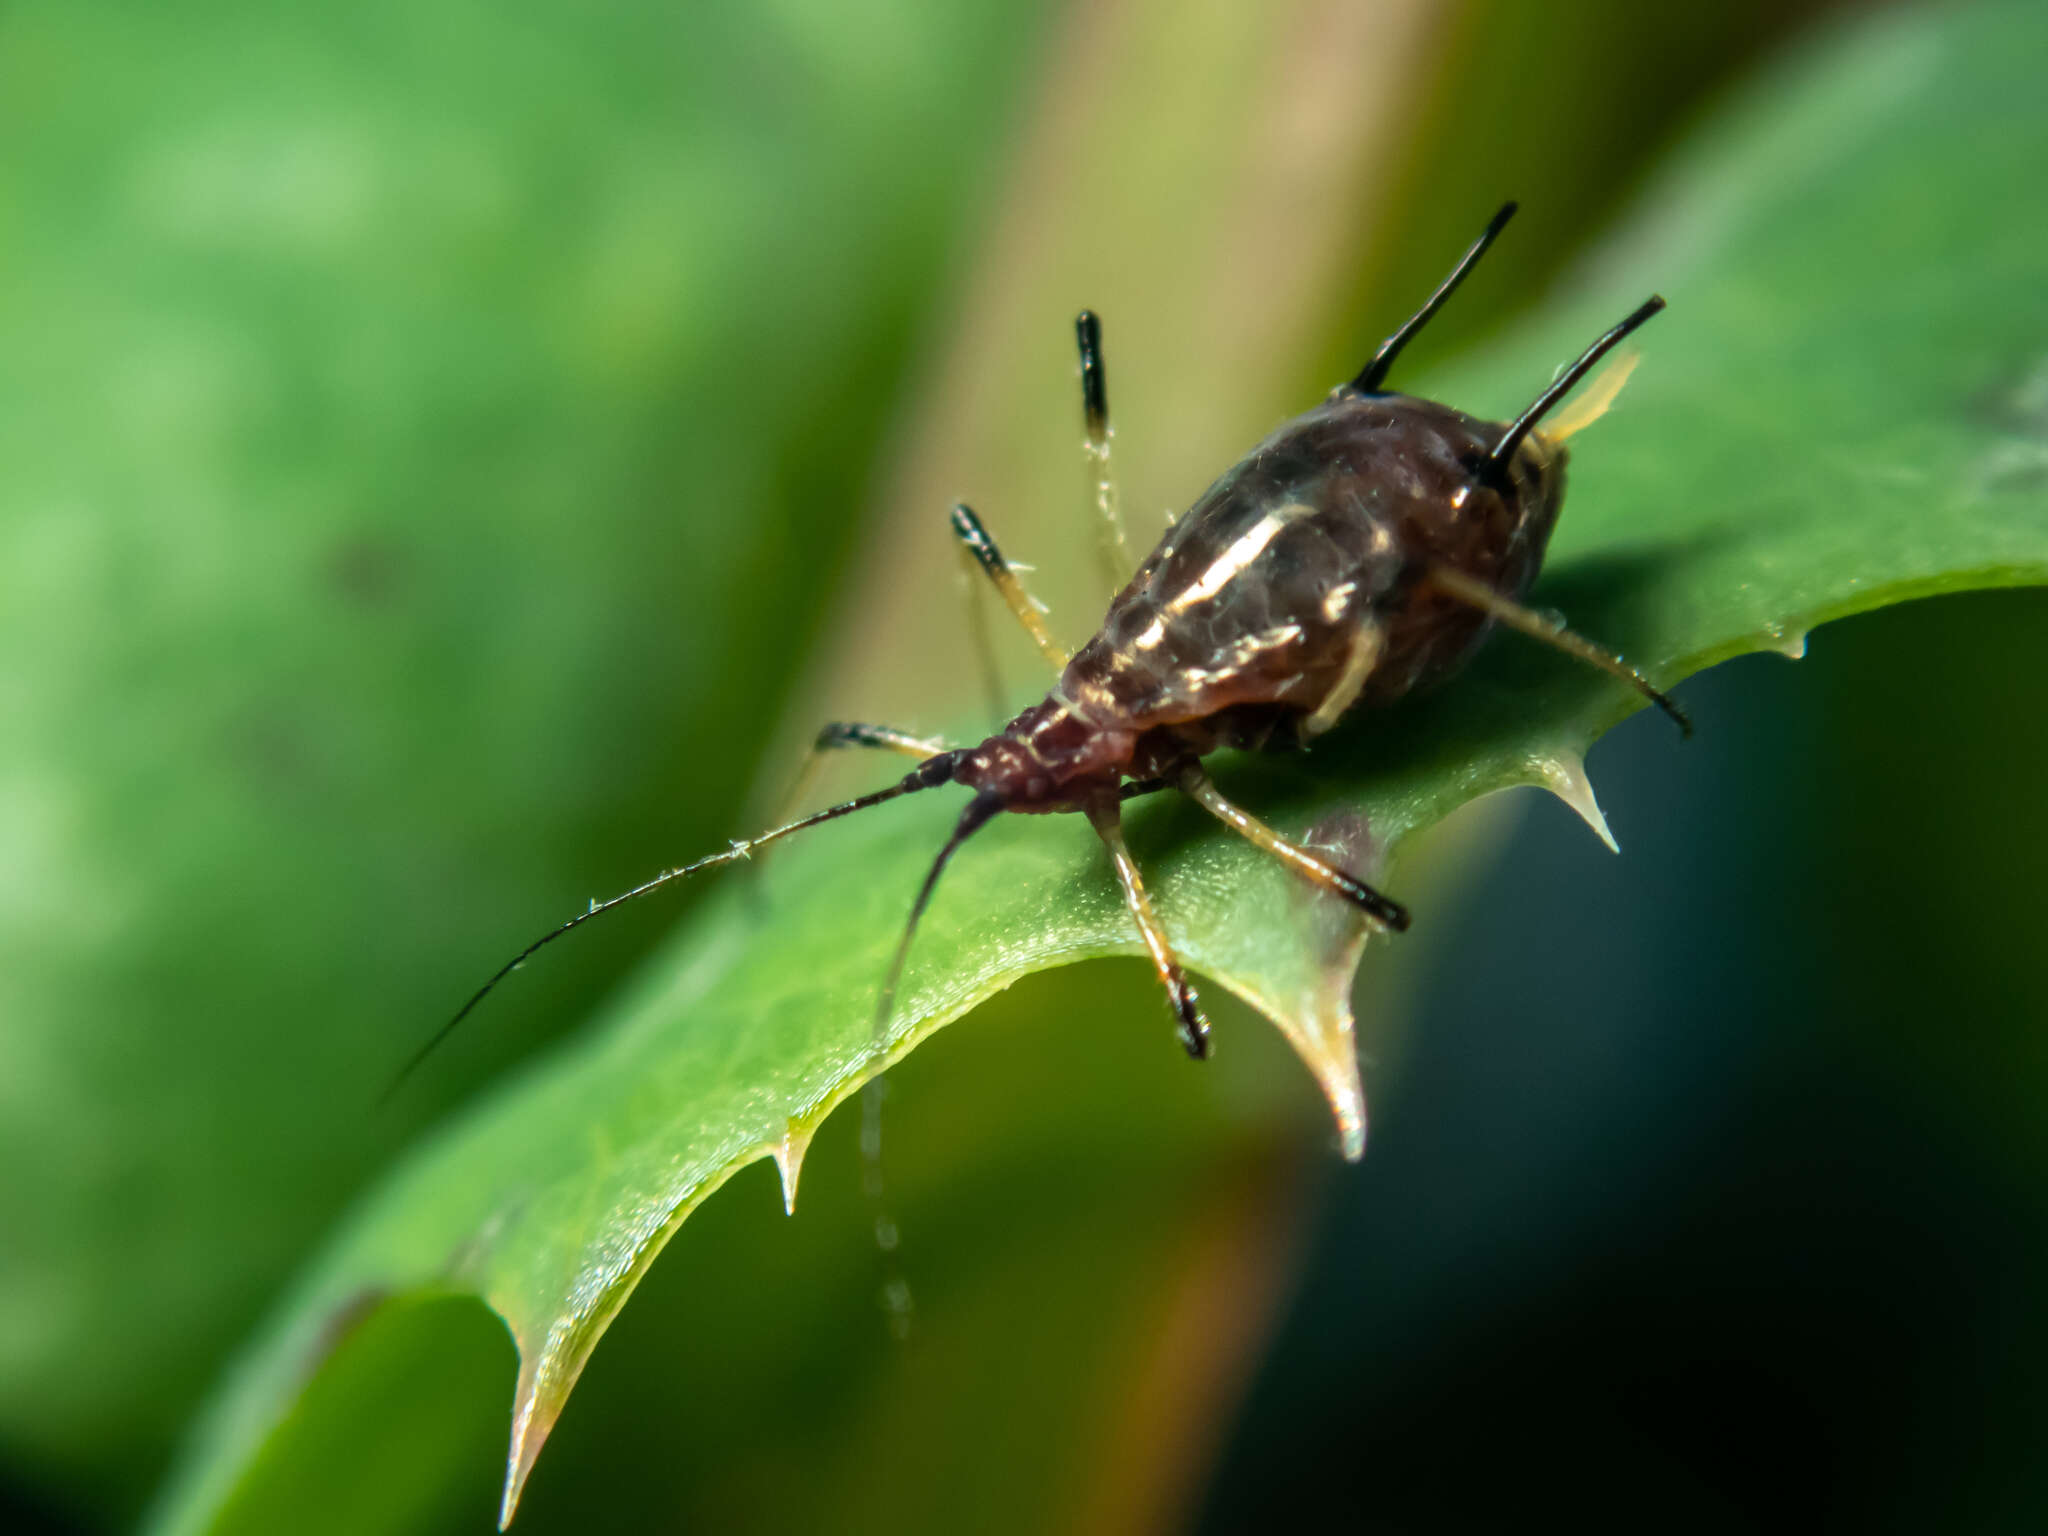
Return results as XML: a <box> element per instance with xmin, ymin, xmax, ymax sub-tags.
<box><xmin>1459</xmin><ymin>449</ymin><xmax>1499</xmax><ymax>484</ymax></box>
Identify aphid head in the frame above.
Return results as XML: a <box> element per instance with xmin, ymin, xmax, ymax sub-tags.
<box><xmin>1497</xmin><ymin>421</ymin><xmax>1569</xmax><ymax>526</ymax></box>
<box><xmin>1341</xmin><ymin>201</ymin><xmax>1661</xmax><ymax>514</ymax></box>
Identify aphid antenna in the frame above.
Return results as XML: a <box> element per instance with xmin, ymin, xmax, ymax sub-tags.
<box><xmin>383</xmin><ymin>752</ymin><xmax>968</xmax><ymax>1104</ymax></box>
<box><xmin>1351</xmin><ymin>200</ymin><xmax>1518</xmax><ymax>394</ymax></box>
<box><xmin>1488</xmin><ymin>295</ymin><xmax>1666</xmax><ymax>474</ymax></box>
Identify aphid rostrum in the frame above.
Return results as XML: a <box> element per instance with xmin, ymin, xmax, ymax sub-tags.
<box><xmin>399</xmin><ymin>201</ymin><xmax>1687</xmax><ymax>1084</ymax></box>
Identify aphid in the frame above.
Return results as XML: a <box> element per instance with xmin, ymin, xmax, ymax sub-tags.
<box><xmin>398</xmin><ymin>201</ymin><xmax>1686</xmax><ymax>1085</ymax></box>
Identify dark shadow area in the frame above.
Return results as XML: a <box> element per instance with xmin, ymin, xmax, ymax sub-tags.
<box><xmin>0</xmin><ymin>1479</ymin><xmax>91</xmax><ymax>1536</ymax></box>
<box><xmin>1197</xmin><ymin>587</ymin><xmax>2048</xmax><ymax>1532</ymax></box>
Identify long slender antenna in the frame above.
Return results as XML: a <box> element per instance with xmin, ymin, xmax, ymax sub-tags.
<box><xmin>384</xmin><ymin>752</ymin><xmax>964</xmax><ymax>1102</ymax></box>
<box><xmin>1489</xmin><ymin>295</ymin><xmax>1665</xmax><ymax>473</ymax></box>
<box><xmin>872</xmin><ymin>790</ymin><xmax>1005</xmax><ymax>1038</ymax></box>
<box><xmin>1351</xmin><ymin>201</ymin><xmax>1517</xmax><ymax>394</ymax></box>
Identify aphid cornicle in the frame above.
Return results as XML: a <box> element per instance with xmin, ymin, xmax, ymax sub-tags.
<box><xmin>401</xmin><ymin>201</ymin><xmax>1687</xmax><ymax>1086</ymax></box>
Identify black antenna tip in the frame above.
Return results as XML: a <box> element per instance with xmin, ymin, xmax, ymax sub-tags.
<box><xmin>1490</xmin><ymin>293</ymin><xmax>1670</xmax><ymax>471</ymax></box>
<box><xmin>1075</xmin><ymin>311</ymin><xmax>1108</xmax><ymax>434</ymax></box>
<box><xmin>1351</xmin><ymin>202</ymin><xmax>1519</xmax><ymax>394</ymax></box>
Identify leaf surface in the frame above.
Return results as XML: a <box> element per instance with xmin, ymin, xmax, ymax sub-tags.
<box><xmin>0</xmin><ymin>0</ymin><xmax>1044</xmax><ymax>1508</ymax></box>
<box><xmin>152</xmin><ymin>4</ymin><xmax>2048</xmax><ymax>1529</ymax></box>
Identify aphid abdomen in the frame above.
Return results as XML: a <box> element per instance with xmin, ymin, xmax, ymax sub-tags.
<box><xmin>1060</xmin><ymin>391</ymin><xmax>1566</xmax><ymax>747</ymax></box>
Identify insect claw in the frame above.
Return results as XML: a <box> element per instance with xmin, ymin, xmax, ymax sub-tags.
<box><xmin>1175</xmin><ymin>986</ymin><xmax>1211</xmax><ymax>1059</ymax></box>
<box><xmin>1654</xmin><ymin>690</ymin><xmax>1695</xmax><ymax>738</ymax></box>
<box><xmin>1335</xmin><ymin>870</ymin><xmax>1410</xmax><ymax>930</ymax></box>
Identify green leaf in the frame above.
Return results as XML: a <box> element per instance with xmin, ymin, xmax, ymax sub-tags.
<box><xmin>0</xmin><ymin>0</ymin><xmax>1046</xmax><ymax>1514</ymax></box>
<box><xmin>151</xmin><ymin>2</ymin><xmax>2048</xmax><ymax>1529</ymax></box>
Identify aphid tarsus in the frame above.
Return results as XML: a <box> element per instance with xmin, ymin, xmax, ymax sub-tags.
<box><xmin>400</xmin><ymin>200</ymin><xmax>1685</xmax><ymax>1089</ymax></box>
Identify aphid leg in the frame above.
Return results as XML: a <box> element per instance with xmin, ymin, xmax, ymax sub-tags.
<box><xmin>949</xmin><ymin>502</ymin><xmax>1069</xmax><ymax>671</ymax></box>
<box><xmin>1303</xmin><ymin>624</ymin><xmax>1385</xmax><ymax>738</ymax></box>
<box><xmin>1421</xmin><ymin>562</ymin><xmax>1693</xmax><ymax>736</ymax></box>
<box><xmin>1118</xmin><ymin>775</ymin><xmax>1174</xmax><ymax>803</ymax></box>
<box><xmin>1084</xmin><ymin>795</ymin><xmax>1210</xmax><ymax>1058</ymax></box>
<box><xmin>754</xmin><ymin>721</ymin><xmax>955</xmax><ymax>883</ymax></box>
<box><xmin>862</xmin><ymin>786</ymin><xmax>1002</xmax><ymax>1340</ymax></box>
<box><xmin>1074</xmin><ymin>310</ymin><xmax>1132</xmax><ymax>590</ymax></box>
<box><xmin>1174</xmin><ymin>765</ymin><xmax>1411</xmax><ymax>931</ymax></box>
<box><xmin>775</xmin><ymin>721</ymin><xmax>953</xmax><ymax>830</ymax></box>
<box><xmin>956</xmin><ymin>534</ymin><xmax>1007</xmax><ymax>722</ymax></box>
<box><xmin>874</xmin><ymin>790</ymin><xmax>1005</xmax><ymax>1036</ymax></box>
<box><xmin>815</xmin><ymin>721</ymin><xmax>952</xmax><ymax>759</ymax></box>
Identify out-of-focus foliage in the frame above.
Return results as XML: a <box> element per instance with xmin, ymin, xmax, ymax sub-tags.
<box><xmin>0</xmin><ymin>0</ymin><xmax>1045</xmax><ymax>1517</ymax></box>
<box><xmin>145</xmin><ymin>4</ymin><xmax>2048</xmax><ymax>1533</ymax></box>
<box><xmin>1200</xmin><ymin>585</ymin><xmax>2048</xmax><ymax>1529</ymax></box>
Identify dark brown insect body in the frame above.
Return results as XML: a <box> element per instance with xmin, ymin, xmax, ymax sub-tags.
<box><xmin>402</xmin><ymin>202</ymin><xmax>1686</xmax><ymax>1089</ymax></box>
<box><xmin>965</xmin><ymin>393</ymin><xmax>1565</xmax><ymax>811</ymax></box>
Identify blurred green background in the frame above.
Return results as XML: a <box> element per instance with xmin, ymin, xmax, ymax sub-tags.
<box><xmin>6</xmin><ymin>0</ymin><xmax>2046</xmax><ymax>1531</ymax></box>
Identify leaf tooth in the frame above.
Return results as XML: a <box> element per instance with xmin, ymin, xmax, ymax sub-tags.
<box><xmin>1533</xmin><ymin>751</ymin><xmax>1620</xmax><ymax>854</ymax></box>
<box><xmin>1228</xmin><ymin>969</ymin><xmax>1368</xmax><ymax>1162</ymax></box>
<box><xmin>1207</xmin><ymin>808</ymin><xmax>1378</xmax><ymax>1162</ymax></box>
<box><xmin>500</xmin><ymin>1351</ymin><xmax>551</xmax><ymax>1528</ymax></box>
<box><xmin>1763</xmin><ymin>622</ymin><xmax>1810</xmax><ymax>659</ymax></box>
<box><xmin>1318</xmin><ymin>1044</ymin><xmax>1370</xmax><ymax>1164</ymax></box>
<box><xmin>771</xmin><ymin>1122</ymin><xmax>815</xmax><ymax>1215</ymax></box>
